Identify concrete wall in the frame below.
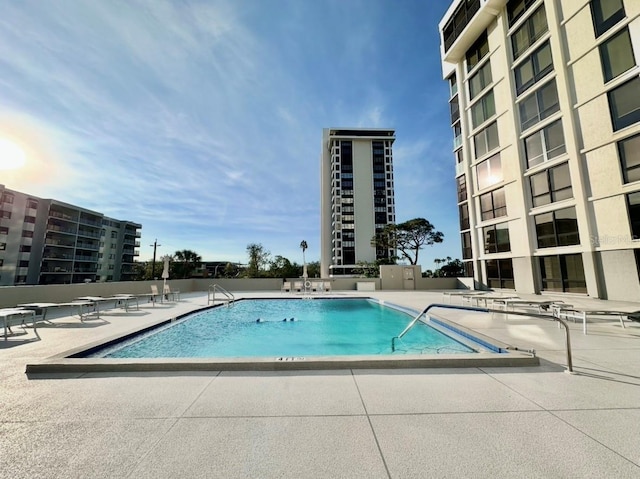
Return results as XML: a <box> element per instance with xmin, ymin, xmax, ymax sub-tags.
<box><xmin>0</xmin><ymin>276</ymin><xmax>472</xmax><ymax>308</ymax></box>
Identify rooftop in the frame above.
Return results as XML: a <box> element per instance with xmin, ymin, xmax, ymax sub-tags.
<box><xmin>1</xmin><ymin>290</ymin><xmax>639</xmax><ymax>477</ymax></box>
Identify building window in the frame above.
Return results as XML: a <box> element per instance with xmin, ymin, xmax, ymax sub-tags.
<box><xmin>600</xmin><ymin>28</ymin><xmax>635</xmax><ymax>83</ymax></box>
<box><xmin>627</xmin><ymin>191</ymin><xmax>640</xmax><ymax>239</ymax></box>
<box><xmin>463</xmin><ymin>261</ymin><xmax>474</xmax><ymax>277</ymax></box>
<box><xmin>21</xmin><ymin>230</ymin><xmax>34</xmax><ymax>238</ymax></box>
<box><xmin>507</xmin><ymin>0</ymin><xmax>538</xmax><ymax>26</ymax></box>
<box><xmin>466</xmin><ymin>31</ymin><xmax>489</xmax><ymax>72</ymax></box>
<box><xmin>471</xmin><ymin>90</ymin><xmax>496</xmax><ymax>128</ymax></box>
<box><xmin>24</xmin><ymin>216</ymin><xmax>36</xmax><ymax>224</ymax></box>
<box><xmin>468</xmin><ymin>61</ymin><xmax>492</xmax><ymax>100</ymax></box>
<box><xmin>443</xmin><ymin>0</ymin><xmax>482</xmax><ymax>53</ymax></box>
<box><xmin>0</xmin><ymin>210</ymin><xmax>11</xmax><ymax>219</ymax></box>
<box><xmin>480</xmin><ymin>187</ymin><xmax>507</xmax><ymax>221</ymax></box>
<box><xmin>590</xmin><ymin>0</ymin><xmax>625</xmax><ymax>38</ymax></box>
<box><xmin>0</xmin><ymin>226</ymin><xmax>8</xmax><ymax>235</ymax></box>
<box><xmin>453</xmin><ymin>122</ymin><xmax>462</xmax><ymax>149</ymax></box>
<box><xmin>27</xmin><ymin>199</ymin><xmax>38</xmax><ymax>209</ymax></box>
<box><xmin>535</xmin><ymin>207</ymin><xmax>580</xmax><ymax>248</ymax></box>
<box><xmin>530</xmin><ymin>162</ymin><xmax>572</xmax><ymax>207</ymax></box>
<box><xmin>457</xmin><ymin>175</ymin><xmax>468</xmax><ymax>202</ymax></box>
<box><xmin>19</xmin><ymin>245</ymin><xmax>31</xmax><ymax>253</ymax></box>
<box><xmin>635</xmin><ymin>249</ymin><xmax>640</xmax><ymax>282</ymax></box>
<box><xmin>476</xmin><ymin>153</ymin><xmax>502</xmax><ymax>190</ymax></box>
<box><xmin>515</xmin><ymin>41</ymin><xmax>553</xmax><ymax>96</ymax></box>
<box><xmin>1</xmin><ymin>193</ymin><xmax>14</xmax><ymax>204</ymax></box>
<box><xmin>619</xmin><ymin>133</ymin><xmax>640</xmax><ymax>183</ymax></box>
<box><xmin>519</xmin><ymin>80</ymin><xmax>560</xmax><ymax>131</ymax></box>
<box><xmin>511</xmin><ymin>5</ymin><xmax>547</xmax><ymax>60</ymax></box>
<box><xmin>455</xmin><ymin>148</ymin><xmax>463</xmax><ymax>164</ymax></box>
<box><xmin>474</xmin><ymin>121</ymin><xmax>499</xmax><ymax>159</ymax></box>
<box><xmin>486</xmin><ymin>259</ymin><xmax>514</xmax><ymax>289</ymax></box>
<box><xmin>608</xmin><ymin>77</ymin><xmax>640</xmax><ymax>131</ymax></box>
<box><xmin>484</xmin><ymin>222</ymin><xmax>511</xmax><ymax>253</ymax></box>
<box><xmin>462</xmin><ymin>231</ymin><xmax>472</xmax><ymax>259</ymax></box>
<box><xmin>449</xmin><ymin>73</ymin><xmax>458</xmax><ymax>97</ymax></box>
<box><xmin>539</xmin><ymin>254</ymin><xmax>586</xmax><ymax>293</ymax></box>
<box><xmin>524</xmin><ymin>119</ymin><xmax>566</xmax><ymax>168</ymax></box>
<box><xmin>19</xmin><ymin>260</ymin><xmax>29</xmax><ymax>267</ymax></box>
<box><xmin>459</xmin><ymin>203</ymin><xmax>470</xmax><ymax>230</ymax></box>
<box><xmin>0</xmin><ymin>243</ymin><xmax>5</xmax><ymax>250</ymax></box>
<box><xmin>450</xmin><ymin>96</ymin><xmax>460</xmax><ymax>124</ymax></box>
<box><xmin>0</xmin><ymin>259</ymin><xmax>3</xmax><ymax>266</ymax></box>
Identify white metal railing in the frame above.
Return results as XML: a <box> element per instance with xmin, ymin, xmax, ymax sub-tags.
<box><xmin>208</xmin><ymin>284</ymin><xmax>235</xmax><ymax>307</ymax></box>
<box><xmin>391</xmin><ymin>303</ymin><xmax>574</xmax><ymax>373</ymax></box>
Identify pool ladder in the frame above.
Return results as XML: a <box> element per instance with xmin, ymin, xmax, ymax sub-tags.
<box><xmin>391</xmin><ymin>303</ymin><xmax>574</xmax><ymax>373</ymax></box>
<box><xmin>208</xmin><ymin>284</ymin><xmax>235</xmax><ymax>307</ymax></box>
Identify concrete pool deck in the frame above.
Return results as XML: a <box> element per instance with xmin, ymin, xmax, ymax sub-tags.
<box><xmin>1</xmin><ymin>290</ymin><xmax>639</xmax><ymax>477</ymax></box>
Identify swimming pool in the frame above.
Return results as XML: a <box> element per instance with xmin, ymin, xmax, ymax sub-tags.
<box><xmin>88</xmin><ymin>298</ymin><xmax>477</xmax><ymax>359</ymax></box>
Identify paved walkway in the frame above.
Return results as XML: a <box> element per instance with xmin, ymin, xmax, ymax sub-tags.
<box><xmin>1</xmin><ymin>291</ymin><xmax>639</xmax><ymax>478</ymax></box>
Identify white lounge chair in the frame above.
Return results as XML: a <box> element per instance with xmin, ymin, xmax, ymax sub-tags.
<box><xmin>281</xmin><ymin>281</ymin><xmax>292</xmax><ymax>293</ymax></box>
<box><xmin>1</xmin><ymin>308</ymin><xmax>36</xmax><ymax>337</ymax></box>
<box><xmin>163</xmin><ymin>284</ymin><xmax>180</xmax><ymax>302</ymax></box>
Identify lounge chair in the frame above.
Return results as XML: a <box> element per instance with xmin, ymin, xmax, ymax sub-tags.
<box><xmin>322</xmin><ymin>281</ymin><xmax>332</xmax><ymax>293</ymax></box>
<box><xmin>163</xmin><ymin>284</ymin><xmax>180</xmax><ymax>302</ymax></box>
<box><xmin>281</xmin><ymin>281</ymin><xmax>292</xmax><ymax>293</ymax></box>
<box><xmin>554</xmin><ymin>307</ymin><xmax>640</xmax><ymax>334</ymax></box>
<box><xmin>293</xmin><ymin>281</ymin><xmax>303</xmax><ymax>293</ymax></box>
<box><xmin>1</xmin><ymin>308</ymin><xmax>36</xmax><ymax>337</ymax></box>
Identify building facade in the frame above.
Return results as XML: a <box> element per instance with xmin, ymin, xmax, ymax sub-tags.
<box><xmin>320</xmin><ymin>128</ymin><xmax>396</xmax><ymax>277</ymax></box>
<box><xmin>440</xmin><ymin>0</ymin><xmax>640</xmax><ymax>300</ymax></box>
<box><xmin>0</xmin><ymin>185</ymin><xmax>141</xmax><ymax>285</ymax></box>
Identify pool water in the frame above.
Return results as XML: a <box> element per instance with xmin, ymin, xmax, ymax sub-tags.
<box><xmin>92</xmin><ymin>299</ymin><xmax>476</xmax><ymax>358</ymax></box>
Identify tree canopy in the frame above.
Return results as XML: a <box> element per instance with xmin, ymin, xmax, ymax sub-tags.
<box><xmin>172</xmin><ymin>249</ymin><xmax>202</xmax><ymax>278</ymax></box>
<box><xmin>371</xmin><ymin>218</ymin><xmax>443</xmax><ymax>266</ymax></box>
<box><xmin>245</xmin><ymin>243</ymin><xmax>271</xmax><ymax>277</ymax></box>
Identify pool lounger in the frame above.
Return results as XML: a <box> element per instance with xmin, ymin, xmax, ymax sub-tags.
<box><xmin>554</xmin><ymin>308</ymin><xmax>640</xmax><ymax>335</ymax></box>
<box><xmin>18</xmin><ymin>301</ymin><xmax>98</xmax><ymax>322</ymax></box>
<box><xmin>1</xmin><ymin>308</ymin><xmax>36</xmax><ymax>338</ymax></box>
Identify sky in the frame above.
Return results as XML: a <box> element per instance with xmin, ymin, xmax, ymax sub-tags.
<box><xmin>0</xmin><ymin>0</ymin><xmax>458</xmax><ymax>271</ymax></box>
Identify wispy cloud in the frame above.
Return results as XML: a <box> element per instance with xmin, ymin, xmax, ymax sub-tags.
<box><xmin>0</xmin><ymin>0</ymin><xmax>459</xmax><ymax>266</ymax></box>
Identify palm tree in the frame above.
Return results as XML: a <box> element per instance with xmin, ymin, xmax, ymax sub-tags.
<box><xmin>172</xmin><ymin>249</ymin><xmax>202</xmax><ymax>278</ymax></box>
<box><xmin>300</xmin><ymin>240</ymin><xmax>308</xmax><ymax>279</ymax></box>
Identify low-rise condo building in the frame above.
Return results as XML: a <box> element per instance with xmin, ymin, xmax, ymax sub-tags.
<box><xmin>0</xmin><ymin>184</ymin><xmax>141</xmax><ymax>285</ymax></box>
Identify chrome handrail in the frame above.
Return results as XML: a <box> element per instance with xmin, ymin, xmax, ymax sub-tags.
<box><xmin>391</xmin><ymin>303</ymin><xmax>573</xmax><ymax>373</ymax></box>
<box><xmin>208</xmin><ymin>284</ymin><xmax>235</xmax><ymax>306</ymax></box>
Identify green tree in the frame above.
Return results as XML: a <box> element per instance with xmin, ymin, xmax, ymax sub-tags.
<box><xmin>223</xmin><ymin>262</ymin><xmax>238</xmax><ymax>278</ymax></box>
<box><xmin>437</xmin><ymin>258</ymin><xmax>465</xmax><ymax>278</ymax></box>
<box><xmin>171</xmin><ymin>249</ymin><xmax>202</xmax><ymax>278</ymax></box>
<box><xmin>306</xmin><ymin>261</ymin><xmax>321</xmax><ymax>278</ymax></box>
<box><xmin>372</xmin><ymin>218</ymin><xmax>443</xmax><ymax>266</ymax></box>
<box><xmin>246</xmin><ymin>243</ymin><xmax>270</xmax><ymax>277</ymax></box>
<box><xmin>268</xmin><ymin>255</ymin><xmax>301</xmax><ymax>278</ymax></box>
<box><xmin>353</xmin><ymin>261</ymin><xmax>379</xmax><ymax>278</ymax></box>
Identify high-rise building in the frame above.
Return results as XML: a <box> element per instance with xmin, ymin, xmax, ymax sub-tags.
<box><xmin>439</xmin><ymin>0</ymin><xmax>640</xmax><ymax>300</ymax></box>
<box><xmin>0</xmin><ymin>184</ymin><xmax>141</xmax><ymax>285</ymax></box>
<box><xmin>320</xmin><ymin>128</ymin><xmax>396</xmax><ymax>277</ymax></box>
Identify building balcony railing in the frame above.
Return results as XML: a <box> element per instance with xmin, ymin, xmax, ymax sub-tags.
<box><xmin>44</xmin><ymin>239</ymin><xmax>75</xmax><ymax>248</ymax></box>
<box><xmin>76</xmin><ymin>242</ymin><xmax>100</xmax><ymax>251</ymax></box>
<box><xmin>77</xmin><ymin>229</ymin><xmax>101</xmax><ymax>239</ymax></box>
<box><xmin>43</xmin><ymin>253</ymin><xmax>74</xmax><ymax>260</ymax></box>
<box><xmin>75</xmin><ymin>255</ymin><xmax>98</xmax><ymax>262</ymax></box>
<box><xmin>49</xmin><ymin>211</ymin><xmax>78</xmax><ymax>222</ymax></box>
<box><xmin>47</xmin><ymin>224</ymin><xmax>77</xmax><ymax>235</ymax></box>
<box><xmin>78</xmin><ymin>217</ymin><xmax>102</xmax><ymax>227</ymax></box>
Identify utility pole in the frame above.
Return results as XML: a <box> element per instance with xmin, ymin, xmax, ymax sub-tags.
<box><xmin>150</xmin><ymin>239</ymin><xmax>161</xmax><ymax>279</ymax></box>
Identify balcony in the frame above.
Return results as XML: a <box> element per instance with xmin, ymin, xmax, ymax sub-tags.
<box><xmin>49</xmin><ymin>210</ymin><xmax>78</xmax><ymax>222</ymax></box>
<box><xmin>77</xmin><ymin>229</ymin><xmax>101</xmax><ymax>239</ymax></box>
<box><xmin>45</xmin><ymin>238</ymin><xmax>75</xmax><ymax>248</ymax></box>
<box><xmin>47</xmin><ymin>224</ymin><xmax>77</xmax><ymax>235</ymax></box>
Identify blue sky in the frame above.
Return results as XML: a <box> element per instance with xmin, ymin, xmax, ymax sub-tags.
<box><xmin>0</xmin><ymin>0</ymin><xmax>458</xmax><ymax>270</ymax></box>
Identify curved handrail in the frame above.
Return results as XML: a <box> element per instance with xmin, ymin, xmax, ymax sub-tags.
<box><xmin>208</xmin><ymin>284</ymin><xmax>235</xmax><ymax>306</ymax></box>
<box><xmin>391</xmin><ymin>303</ymin><xmax>573</xmax><ymax>373</ymax></box>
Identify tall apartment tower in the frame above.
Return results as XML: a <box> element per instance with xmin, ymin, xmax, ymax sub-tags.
<box><xmin>320</xmin><ymin>128</ymin><xmax>396</xmax><ymax>277</ymax></box>
<box><xmin>439</xmin><ymin>0</ymin><xmax>640</xmax><ymax>300</ymax></box>
<box><xmin>0</xmin><ymin>184</ymin><xmax>141</xmax><ymax>285</ymax></box>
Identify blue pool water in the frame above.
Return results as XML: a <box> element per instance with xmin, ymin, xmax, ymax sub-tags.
<box><xmin>91</xmin><ymin>299</ymin><xmax>477</xmax><ymax>358</ymax></box>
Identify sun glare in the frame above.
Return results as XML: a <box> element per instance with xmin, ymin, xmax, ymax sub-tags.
<box><xmin>0</xmin><ymin>138</ymin><xmax>27</xmax><ymax>170</ymax></box>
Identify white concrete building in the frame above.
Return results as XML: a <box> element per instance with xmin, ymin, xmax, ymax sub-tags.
<box><xmin>320</xmin><ymin>128</ymin><xmax>396</xmax><ymax>277</ymax></box>
<box><xmin>440</xmin><ymin>0</ymin><xmax>640</xmax><ymax>300</ymax></box>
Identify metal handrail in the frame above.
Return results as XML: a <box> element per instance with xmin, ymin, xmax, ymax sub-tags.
<box><xmin>391</xmin><ymin>303</ymin><xmax>573</xmax><ymax>373</ymax></box>
<box><xmin>208</xmin><ymin>284</ymin><xmax>235</xmax><ymax>306</ymax></box>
